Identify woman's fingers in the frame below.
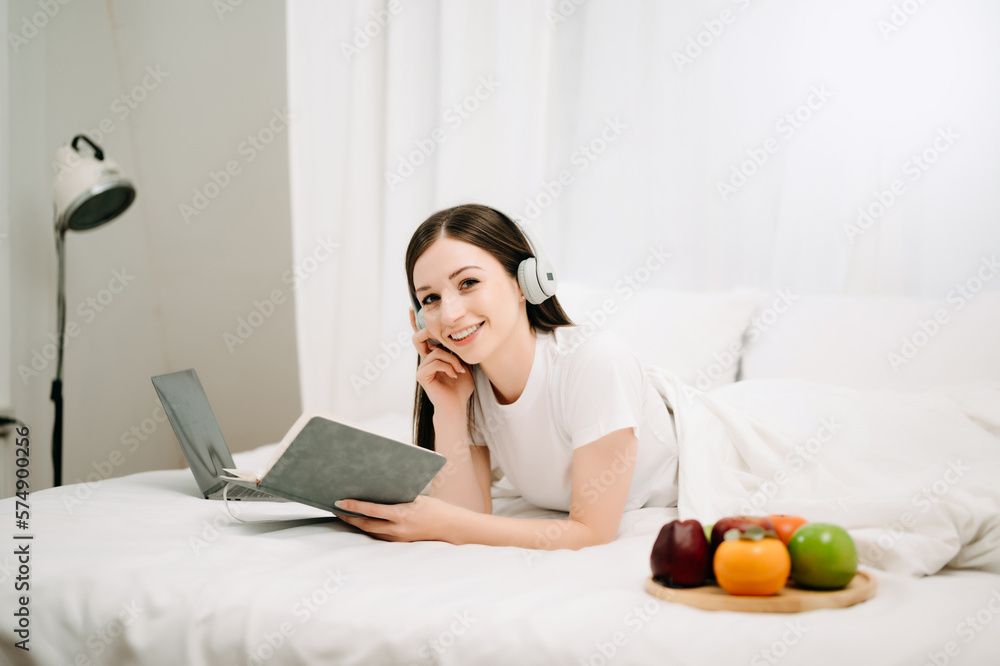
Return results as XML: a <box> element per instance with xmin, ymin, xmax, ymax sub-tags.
<box><xmin>409</xmin><ymin>318</ymin><xmax>470</xmax><ymax>388</ymax></box>
<box><xmin>408</xmin><ymin>316</ymin><xmax>465</xmax><ymax>375</ymax></box>
<box><xmin>423</xmin><ymin>350</ymin><xmax>466</xmax><ymax>378</ymax></box>
<box><xmin>420</xmin><ymin>357</ymin><xmax>462</xmax><ymax>380</ymax></box>
<box><xmin>426</xmin><ymin>346</ymin><xmax>463</xmax><ymax>370</ymax></box>
<box><xmin>411</xmin><ymin>325</ymin><xmax>437</xmax><ymax>359</ymax></box>
<box><xmin>336</xmin><ymin>499</ymin><xmax>385</xmax><ymax>519</ymax></box>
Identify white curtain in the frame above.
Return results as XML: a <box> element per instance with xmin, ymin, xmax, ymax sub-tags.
<box><xmin>286</xmin><ymin>0</ymin><xmax>1000</xmax><ymax>423</ymax></box>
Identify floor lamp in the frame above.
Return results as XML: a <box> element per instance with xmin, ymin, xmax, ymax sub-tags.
<box><xmin>50</xmin><ymin>135</ymin><xmax>136</xmax><ymax>486</ymax></box>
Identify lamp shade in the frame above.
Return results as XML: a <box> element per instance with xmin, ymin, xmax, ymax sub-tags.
<box><xmin>52</xmin><ymin>135</ymin><xmax>136</xmax><ymax>233</ymax></box>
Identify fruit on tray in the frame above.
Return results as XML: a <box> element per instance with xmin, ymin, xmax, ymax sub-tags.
<box><xmin>649</xmin><ymin>515</ymin><xmax>861</xmax><ymax>598</ymax></box>
<box><xmin>713</xmin><ymin>526</ymin><xmax>791</xmax><ymax>596</ymax></box>
<box><xmin>768</xmin><ymin>514</ymin><xmax>808</xmax><ymax>545</ymax></box>
<box><xmin>787</xmin><ymin>523</ymin><xmax>858</xmax><ymax>590</ymax></box>
<box><xmin>709</xmin><ymin>515</ymin><xmax>776</xmax><ymax>559</ymax></box>
<box><xmin>650</xmin><ymin>519</ymin><xmax>711</xmax><ymax>588</ymax></box>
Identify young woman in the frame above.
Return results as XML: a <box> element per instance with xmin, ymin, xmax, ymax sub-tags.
<box><xmin>334</xmin><ymin>204</ymin><xmax>679</xmax><ymax>549</ymax></box>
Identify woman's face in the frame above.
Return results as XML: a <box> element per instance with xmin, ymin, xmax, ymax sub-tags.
<box><xmin>412</xmin><ymin>236</ymin><xmax>523</xmax><ymax>363</ymax></box>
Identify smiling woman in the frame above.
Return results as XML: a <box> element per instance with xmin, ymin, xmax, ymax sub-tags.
<box><xmin>333</xmin><ymin>204</ymin><xmax>680</xmax><ymax>550</ymax></box>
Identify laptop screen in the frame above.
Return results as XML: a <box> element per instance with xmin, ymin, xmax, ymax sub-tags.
<box><xmin>151</xmin><ymin>369</ymin><xmax>235</xmax><ymax>497</ymax></box>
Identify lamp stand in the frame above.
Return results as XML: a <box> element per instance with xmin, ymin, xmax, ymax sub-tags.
<box><xmin>51</xmin><ymin>225</ymin><xmax>67</xmax><ymax>487</ymax></box>
<box><xmin>49</xmin><ymin>134</ymin><xmax>137</xmax><ymax>488</ymax></box>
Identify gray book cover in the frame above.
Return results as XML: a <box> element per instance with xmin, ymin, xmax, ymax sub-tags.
<box><xmin>222</xmin><ymin>414</ymin><xmax>447</xmax><ymax>518</ymax></box>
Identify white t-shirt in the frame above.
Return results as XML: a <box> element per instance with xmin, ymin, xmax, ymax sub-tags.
<box><xmin>469</xmin><ymin>326</ymin><xmax>679</xmax><ymax>513</ymax></box>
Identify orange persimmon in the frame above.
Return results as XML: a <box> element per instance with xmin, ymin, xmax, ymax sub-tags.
<box><xmin>713</xmin><ymin>528</ymin><xmax>791</xmax><ymax>596</ymax></box>
<box><xmin>768</xmin><ymin>514</ymin><xmax>808</xmax><ymax>545</ymax></box>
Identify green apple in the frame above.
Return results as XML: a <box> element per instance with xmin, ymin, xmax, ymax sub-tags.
<box><xmin>787</xmin><ymin>523</ymin><xmax>858</xmax><ymax>590</ymax></box>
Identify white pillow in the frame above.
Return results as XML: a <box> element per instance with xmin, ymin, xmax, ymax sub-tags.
<box><xmin>740</xmin><ymin>290</ymin><xmax>1000</xmax><ymax>390</ymax></box>
<box><xmin>554</xmin><ymin>281</ymin><xmax>764</xmax><ymax>391</ymax></box>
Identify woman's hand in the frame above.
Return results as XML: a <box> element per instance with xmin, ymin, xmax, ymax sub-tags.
<box><xmin>409</xmin><ymin>308</ymin><xmax>475</xmax><ymax>414</ymax></box>
<box><xmin>334</xmin><ymin>495</ymin><xmax>466</xmax><ymax>544</ymax></box>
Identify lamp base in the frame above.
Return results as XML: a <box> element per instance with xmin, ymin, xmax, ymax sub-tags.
<box><xmin>50</xmin><ymin>378</ymin><xmax>62</xmax><ymax>487</ymax></box>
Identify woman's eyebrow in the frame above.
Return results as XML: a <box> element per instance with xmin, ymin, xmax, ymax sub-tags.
<box><xmin>415</xmin><ymin>266</ymin><xmax>483</xmax><ymax>294</ymax></box>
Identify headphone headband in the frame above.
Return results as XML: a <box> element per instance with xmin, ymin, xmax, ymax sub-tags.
<box><xmin>491</xmin><ymin>207</ymin><xmax>558</xmax><ymax>305</ymax></box>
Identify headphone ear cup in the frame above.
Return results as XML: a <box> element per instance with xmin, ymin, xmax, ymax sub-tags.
<box><xmin>506</xmin><ymin>213</ymin><xmax>556</xmax><ymax>304</ymax></box>
<box><xmin>415</xmin><ymin>307</ymin><xmax>427</xmax><ymax>330</ymax></box>
<box><xmin>535</xmin><ymin>256</ymin><xmax>557</xmax><ymax>299</ymax></box>
<box><xmin>518</xmin><ymin>257</ymin><xmax>546</xmax><ymax>305</ymax></box>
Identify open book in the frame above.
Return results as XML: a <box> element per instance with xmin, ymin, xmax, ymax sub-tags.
<box><xmin>221</xmin><ymin>412</ymin><xmax>447</xmax><ymax>518</ymax></box>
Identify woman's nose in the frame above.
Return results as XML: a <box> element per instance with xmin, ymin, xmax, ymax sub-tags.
<box><xmin>439</xmin><ymin>292</ymin><xmax>465</xmax><ymax>324</ymax></box>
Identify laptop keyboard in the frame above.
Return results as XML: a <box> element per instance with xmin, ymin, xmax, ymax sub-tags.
<box><xmin>223</xmin><ymin>483</ymin><xmax>276</xmax><ymax>500</ymax></box>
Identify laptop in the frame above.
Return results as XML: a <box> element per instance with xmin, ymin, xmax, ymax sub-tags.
<box><xmin>151</xmin><ymin>369</ymin><xmax>287</xmax><ymax>502</ymax></box>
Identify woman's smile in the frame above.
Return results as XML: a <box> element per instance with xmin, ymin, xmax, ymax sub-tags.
<box><xmin>448</xmin><ymin>321</ymin><xmax>484</xmax><ymax>347</ymax></box>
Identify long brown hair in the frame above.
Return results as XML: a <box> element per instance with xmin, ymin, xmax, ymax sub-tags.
<box><xmin>405</xmin><ymin>204</ymin><xmax>575</xmax><ymax>452</ymax></box>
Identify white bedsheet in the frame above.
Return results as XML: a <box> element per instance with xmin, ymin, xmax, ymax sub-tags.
<box><xmin>3</xmin><ymin>375</ymin><xmax>1000</xmax><ymax>665</ymax></box>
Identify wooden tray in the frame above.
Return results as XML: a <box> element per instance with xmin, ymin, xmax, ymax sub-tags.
<box><xmin>644</xmin><ymin>570</ymin><xmax>877</xmax><ymax>613</ymax></box>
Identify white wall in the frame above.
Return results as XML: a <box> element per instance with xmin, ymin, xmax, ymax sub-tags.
<box><xmin>4</xmin><ymin>0</ymin><xmax>301</xmax><ymax>497</ymax></box>
<box><xmin>0</xmin><ymin>3</ymin><xmax>13</xmax><ymax>500</ymax></box>
<box><xmin>0</xmin><ymin>0</ymin><xmax>10</xmax><ymax>420</ymax></box>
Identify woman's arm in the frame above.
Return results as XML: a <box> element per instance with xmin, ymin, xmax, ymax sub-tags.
<box><xmin>426</xmin><ymin>408</ymin><xmax>492</xmax><ymax>514</ymax></box>
<box><xmin>337</xmin><ymin>427</ymin><xmax>637</xmax><ymax>549</ymax></box>
<box><xmin>450</xmin><ymin>427</ymin><xmax>638</xmax><ymax>549</ymax></box>
<box><xmin>469</xmin><ymin>442</ymin><xmax>493</xmax><ymax>515</ymax></box>
<box><xmin>337</xmin><ymin>495</ymin><xmax>606</xmax><ymax>550</ymax></box>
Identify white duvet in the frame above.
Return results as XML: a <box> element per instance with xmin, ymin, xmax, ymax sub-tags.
<box><xmin>647</xmin><ymin>367</ymin><xmax>1000</xmax><ymax>576</ymax></box>
<box><xmin>2</xmin><ymin>374</ymin><xmax>1000</xmax><ymax>665</ymax></box>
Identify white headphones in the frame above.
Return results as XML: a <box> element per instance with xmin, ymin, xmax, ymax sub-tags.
<box><xmin>506</xmin><ymin>210</ymin><xmax>558</xmax><ymax>305</ymax></box>
<box><xmin>413</xmin><ymin>206</ymin><xmax>558</xmax><ymax>329</ymax></box>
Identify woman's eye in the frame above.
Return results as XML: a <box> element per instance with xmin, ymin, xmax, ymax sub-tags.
<box><xmin>420</xmin><ymin>279</ymin><xmax>477</xmax><ymax>306</ymax></box>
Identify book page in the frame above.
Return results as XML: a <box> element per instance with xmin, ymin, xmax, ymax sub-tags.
<box><xmin>220</xmin><ymin>468</ymin><xmax>260</xmax><ymax>483</ymax></box>
<box><xmin>260</xmin><ymin>411</ymin><xmax>316</xmax><ymax>474</ymax></box>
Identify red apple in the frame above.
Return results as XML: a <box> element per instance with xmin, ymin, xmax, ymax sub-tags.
<box><xmin>709</xmin><ymin>515</ymin><xmax>776</xmax><ymax>560</ymax></box>
<box><xmin>650</xmin><ymin>519</ymin><xmax>711</xmax><ymax>588</ymax></box>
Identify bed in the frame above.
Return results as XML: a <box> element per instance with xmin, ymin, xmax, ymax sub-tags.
<box><xmin>3</xmin><ymin>284</ymin><xmax>1000</xmax><ymax>666</ymax></box>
